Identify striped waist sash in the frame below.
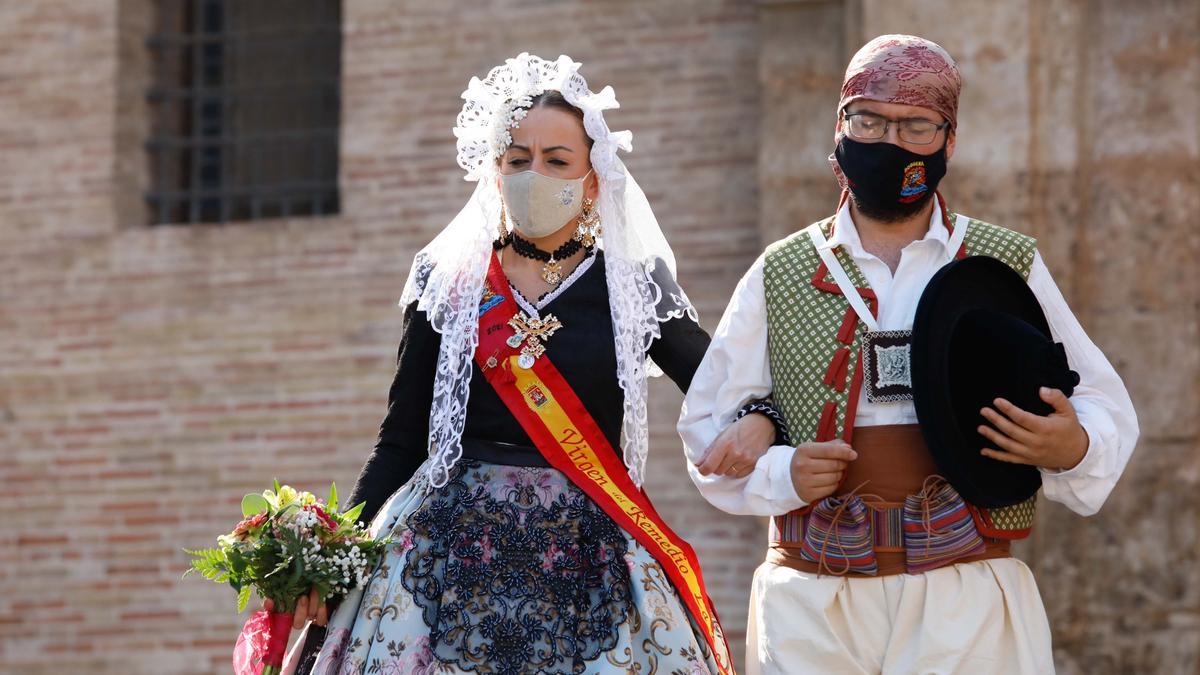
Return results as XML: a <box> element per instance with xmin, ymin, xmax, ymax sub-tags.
<box><xmin>768</xmin><ymin>478</ymin><xmax>1011</xmax><ymax>577</ymax></box>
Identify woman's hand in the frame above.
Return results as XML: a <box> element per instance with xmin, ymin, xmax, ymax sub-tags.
<box><xmin>695</xmin><ymin>412</ymin><xmax>777</xmax><ymax>479</ymax></box>
<box><xmin>262</xmin><ymin>588</ymin><xmax>329</xmax><ymax>629</ymax></box>
<box><xmin>292</xmin><ymin>587</ymin><xmax>329</xmax><ymax>629</ymax></box>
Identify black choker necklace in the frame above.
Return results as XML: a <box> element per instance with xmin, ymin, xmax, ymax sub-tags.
<box><xmin>508</xmin><ymin>232</ymin><xmax>591</xmax><ymax>285</ymax></box>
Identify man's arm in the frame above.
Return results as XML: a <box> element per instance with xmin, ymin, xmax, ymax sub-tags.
<box><xmin>978</xmin><ymin>252</ymin><xmax>1139</xmax><ymax>516</ymax></box>
<box><xmin>678</xmin><ymin>255</ymin><xmax>808</xmax><ymax>516</ymax></box>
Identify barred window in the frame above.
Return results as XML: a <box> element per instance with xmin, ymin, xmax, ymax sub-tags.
<box><xmin>146</xmin><ymin>0</ymin><xmax>341</xmax><ymax>224</ymax></box>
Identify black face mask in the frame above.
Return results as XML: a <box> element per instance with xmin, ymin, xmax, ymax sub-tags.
<box><xmin>834</xmin><ymin>137</ymin><xmax>948</xmax><ymax>221</ymax></box>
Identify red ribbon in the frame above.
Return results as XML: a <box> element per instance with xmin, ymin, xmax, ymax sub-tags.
<box><xmin>233</xmin><ymin>609</ymin><xmax>293</xmax><ymax>675</ymax></box>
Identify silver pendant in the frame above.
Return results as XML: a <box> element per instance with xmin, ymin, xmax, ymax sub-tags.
<box><xmin>506</xmin><ymin>333</ymin><xmax>525</xmax><ymax>349</ymax></box>
<box><xmin>517</xmin><ymin>353</ymin><xmax>536</xmax><ymax>370</ymax></box>
<box><xmin>862</xmin><ymin>329</ymin><xmax>914</xmax><ymax>403</ymax></box>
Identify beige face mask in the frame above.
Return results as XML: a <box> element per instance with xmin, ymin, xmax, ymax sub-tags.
<box><xmin>500</xmin><ymin>170</ymin><xmax>591</xmax><ymax>239</ymax></box>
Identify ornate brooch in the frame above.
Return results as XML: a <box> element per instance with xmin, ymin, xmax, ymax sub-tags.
<box><xmin>507</xmin><ymin>311</ymin><xmax>564</xmax><ymax>369</ymax></box>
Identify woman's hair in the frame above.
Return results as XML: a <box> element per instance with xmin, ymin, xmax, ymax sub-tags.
<box><xmin>519</xmin><ymin>91</ymin><xmax>594</xmax><ymax>147</ymax></box>
<box><xmin>528</xmin><ymin>91</ymin><xmax>584</xmax><ymax>121</ymax></box>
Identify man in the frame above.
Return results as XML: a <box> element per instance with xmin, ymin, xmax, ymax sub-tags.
<box><xmin>680</xmin><ymin>35</ymin><xmax>1138</xmax><ymax>674</ymax></box>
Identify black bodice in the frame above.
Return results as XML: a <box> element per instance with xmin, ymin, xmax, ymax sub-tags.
<box><xmin>345</xmin><ymin>252</ymin><xmax>710</xmax><ymax>525</ymax></box>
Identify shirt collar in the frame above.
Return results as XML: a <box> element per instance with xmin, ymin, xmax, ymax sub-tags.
<box><xmin>823</xmin><ymin>197</ymin><xmax>955</xmax><ymax>257</ymax></box>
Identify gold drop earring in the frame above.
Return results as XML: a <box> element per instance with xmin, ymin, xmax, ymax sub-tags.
<box><xmin>573</xmin><ymin>197</ymin><xmax>601</xmax><ymax>248</ymax></box>
<box><xmin>497</xmin><ymin>208</ymin><xmax>512</xmax><ymax>246</ymax></box>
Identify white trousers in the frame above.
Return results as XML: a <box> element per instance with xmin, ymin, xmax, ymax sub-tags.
<box><xmin>745</xmin><ymin>558</ymin><xmax>1055</xmax><ymax>675</ymax></box>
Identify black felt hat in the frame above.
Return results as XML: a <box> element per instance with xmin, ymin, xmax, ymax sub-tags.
<box><xmin>911</xmin><ymin>256</ymin><xmax>1081</xmax><ymax>508</ymax></box>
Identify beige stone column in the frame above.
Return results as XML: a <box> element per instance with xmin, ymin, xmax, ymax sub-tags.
<box><xmin>756</xmin><ymin>0</ymin><xmax>862</xmax><ymax>243</ymax></box>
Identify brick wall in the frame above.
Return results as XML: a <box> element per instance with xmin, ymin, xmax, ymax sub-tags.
<box><xmin>3</xmin><ymin>1</ymin><xmax>1196</xmax><ymax>674</ymax></box>
<box><xmin>0</xmin><ymin>1</ymin><xmax>763</xmax><ymax>672</ymax></box>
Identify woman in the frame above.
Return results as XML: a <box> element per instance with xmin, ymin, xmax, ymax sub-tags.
<box><xmin>286</xmin><ymin>54</ymin><xmax>782</xmax><ymax>675</ymax></box>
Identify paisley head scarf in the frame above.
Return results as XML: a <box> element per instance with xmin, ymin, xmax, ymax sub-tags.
<box><xmin>831</xmin><ymin>34</ymin><xmax>962</xmax><ymax>187</ymax></box>
<box><xmin>838</xmin><ymin>34</ymin><xmax>962</xmax><ymax>129</ymax></box>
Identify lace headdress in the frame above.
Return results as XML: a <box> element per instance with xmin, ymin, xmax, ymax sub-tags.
<box><xmin>402</xmin><ymin>53</ymin><xmax>696</xmax><ymax>488</ymax></box>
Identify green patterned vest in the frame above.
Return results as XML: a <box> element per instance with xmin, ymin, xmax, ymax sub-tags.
<box><xmin>763</xmin><ymin>212</ymin><xmax>1039</xmax><ymax>537</ymax></box>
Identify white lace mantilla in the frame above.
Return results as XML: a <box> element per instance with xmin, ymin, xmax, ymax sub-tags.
<box><xmin>401</xmin><ymin>53</ymin><xmax>697</xmax><ymax>488</ymax></box>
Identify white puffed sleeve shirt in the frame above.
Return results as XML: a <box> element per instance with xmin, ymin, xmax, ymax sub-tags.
<box><xmin>679</xmin><ymin>201</ymin><xmax>1139</xmax><ymax>518</ymax></box>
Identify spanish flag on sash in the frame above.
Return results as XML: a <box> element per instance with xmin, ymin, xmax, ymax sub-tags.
<box><xmin>474</xmin><ymin>252</ymin><xmax>734</xmax><ymax>674</ymax></box>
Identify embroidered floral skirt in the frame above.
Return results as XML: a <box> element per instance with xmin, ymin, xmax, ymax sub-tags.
<box><xmin>307</xmin><ymin>460</ymin><xmax>717</xmax><ymax>675</ymax></box>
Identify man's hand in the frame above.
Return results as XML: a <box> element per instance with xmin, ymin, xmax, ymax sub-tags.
<box><xmin>978</xmin><ymin>387</ymin><xmax>1089</xmax><ymax>471</ymax></box>
<box><xmin>695</xmin><ymin>413</ymin><xmax>777</xmax><ymax>479</ymax></box>
<box><xmin>790</xmin><ymin>441</ymin><xmax>857</xmax><ymax>503</ymax></box>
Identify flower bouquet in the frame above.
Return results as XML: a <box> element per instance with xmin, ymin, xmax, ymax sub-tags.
<box><xmin>186</xmin><ymin>481</ymin><xmax>387</xmax><ymax>675</ymax></box>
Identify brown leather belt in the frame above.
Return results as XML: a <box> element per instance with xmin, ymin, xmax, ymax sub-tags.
<box><xmin>768</xmin><ymin>425</ymin><xmax>1011</xmax><ymax>577</ymax></box>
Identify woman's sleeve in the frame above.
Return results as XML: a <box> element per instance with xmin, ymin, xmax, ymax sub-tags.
<box><xmin>642</xmin><ymin>257</ymin><xmax>712</xmax><ymax>391</ymax></box>
<box><xmin>345</xmin><ymin>301</ymin><xmax>440</xmax><ymax>525</ymax></box>
<box><xmin>647</xmin><ymin>312</ymin><xmax>712</xmax><ymax>393</ymax></box>
<box><xmin>645</xmin><ymin>268</ymin><xmax>791</xmax><ymax>440</ymax></box>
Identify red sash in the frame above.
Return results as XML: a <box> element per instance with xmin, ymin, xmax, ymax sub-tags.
<box><xmin>472</xmin><ymin>252</ymin><xmax>734</xmax><ymax>674</ymax></box>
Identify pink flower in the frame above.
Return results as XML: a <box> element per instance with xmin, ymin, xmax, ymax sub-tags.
<box><xmin>231</xmin><ymin>512</ymin><xmax>268</xmax><ymax>540</ymax></box>
<box><xmin>306</xmin><ymin>504</ymin><xmax>339</xmax><ymax>531</ymax></box>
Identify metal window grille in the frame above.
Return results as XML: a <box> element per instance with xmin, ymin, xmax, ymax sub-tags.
<box><xmin>146</xmin><ymin>0</ymin><xmax>341</xmax><ymax>224</ymax></box>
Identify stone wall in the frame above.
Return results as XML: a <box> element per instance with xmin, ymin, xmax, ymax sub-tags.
<box><xmin>758</xmin><ymin>1</ymin><xmax>1199</xmax><ymax>672</ymax></box>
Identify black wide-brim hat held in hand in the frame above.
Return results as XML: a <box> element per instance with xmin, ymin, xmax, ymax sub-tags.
<box><xmin>911</xmin><ymin>256</ymin><xmax>1081</xmax><ymax>508</ymax></box>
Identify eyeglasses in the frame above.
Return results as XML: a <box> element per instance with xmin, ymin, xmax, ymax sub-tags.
<box><xmin>843</xmin><ymin>112</ymin><xmax>950</xmax><ymax>145</ymax></box>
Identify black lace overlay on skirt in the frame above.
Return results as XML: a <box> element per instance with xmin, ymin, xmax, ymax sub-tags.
<box><xmin>400</xmin><ymin>461</ymin><xmax>633</xmax><ymax>674</ymax></box>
